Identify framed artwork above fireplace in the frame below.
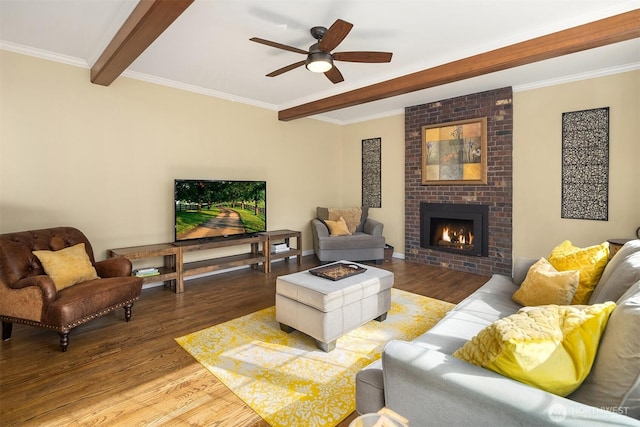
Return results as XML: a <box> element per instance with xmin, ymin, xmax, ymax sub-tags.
<box><xmin>421</xmin><ymin>117</ymin><xmax>487</xmax><ymax>185</ymax></box>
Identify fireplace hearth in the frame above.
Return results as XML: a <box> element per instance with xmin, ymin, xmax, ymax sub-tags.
<box><xmin>420</xmin><ymin>203</ymin><xmax>489</xmax><ymax>257</ymax></box>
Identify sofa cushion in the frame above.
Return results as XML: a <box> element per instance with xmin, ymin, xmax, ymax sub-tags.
<box><xmin>512</xmin><ymin>258</ymin><xmax>579</xmax><ymax>306</ymax></box>
<box><xmin>571</xmin><ymin>280</ymin><xmax>640</xmax><ymax>419</ymax></box>
<box><xmin>412</xmin><ymin>274</ymin><xmax>522</xmax><ymax>355</ymax></box>
<box><xmin>548</xmin><ymin>240</ymin><xmax>609</xmax><ymax>304</ymax></box>
<box><xmin>453</xmin><ymin>302</ymin><xmax>616</xmax><ymax>396</ymax></box>
<box><xmin>32</xmin><ymin>243</ymin><xmax>99</xmax><ymax>291</ymax></box>
<box><xmin>324</xmin><ymin>216</ymin><xmax>351</xmax><ymax>236</ymax></box>
<box><xmin>316</xmin><ymin>232</ymin><xmax>385</xmax><ymax>250</ymax></box>
<box><xmin>44</xmin><ymin>275</ymin><xmax>143</xmax><ymax>326</ymax></box>
<box><xmin>589</xmin><ymin>239</ymin><xmax>640</xmax><ymax>304</ymax></box>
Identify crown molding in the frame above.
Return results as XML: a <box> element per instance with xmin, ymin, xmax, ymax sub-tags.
<box><xmin>513</xmin><ymin>62</ymin><xmax>640</xmax><ymax>92</ymax></box>
<box><xmin>121</xmin><ymin>70</ymin><xmax>278</xmax><ymax>112</ymax></box>
<box><xmin>0</xmin><ymin>41</ymin><xmax>88</xmax><ymax>68</ymax></box>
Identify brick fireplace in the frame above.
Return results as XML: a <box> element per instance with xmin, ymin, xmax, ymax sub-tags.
<box><xmin>405</xmin><ymin>87</ymin><xmax>513</xmax><ymax>276</ymax></box>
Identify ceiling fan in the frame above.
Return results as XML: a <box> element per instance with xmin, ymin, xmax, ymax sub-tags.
<box><xmin>250</xmin><ymin>19</ymin><xmax>392</xmax><ymax>84</ymax></box>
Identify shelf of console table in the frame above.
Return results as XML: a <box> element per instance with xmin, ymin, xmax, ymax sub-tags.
<box><xmin>108</xmin><ymin>235</ymin><xmax>267</xmax><ymax>293</ymax></box>
<box><xmin>181</xmin><ymin>236</ymin><xmax>266</xmax><ymax>281</ymax></box>
<box><xmin>107</xmin><ymin>243</ymin><xmax>181</xmax><ymax>290</ymax></box>
<box><xmin>260</xmin><ymin>229</ymin><xmax>302</xmax><ymax>273</ymax></box>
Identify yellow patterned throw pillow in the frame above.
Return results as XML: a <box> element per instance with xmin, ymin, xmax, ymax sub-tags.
<box><xmin>453</xmin><ymin>302</ymin><xmax>616</xmax><ymax>396</ymax></box>
<box><xmin>324</xmin><ymin>216</ymin><xmax>351</xmax><ymax>236</ymax></box>
<box><xmin>512</xmin><ymin>258</ymin><xmax>579</xmax><ymax>306</ymax></box>
<box><xmin>32</xmin><ymin>243</ymin><xmax>99</xmax><ymax>291</ymax></box>
<box><xmin>548</xmin><ymin>240</ymin><xmax>609</xmax><ymax>304</ymax></box>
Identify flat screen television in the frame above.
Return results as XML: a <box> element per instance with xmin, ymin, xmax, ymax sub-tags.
<box><xmin>174</xmin><ymin>179</ymin><xmax>266</xmax><ymax>244</ymax></box>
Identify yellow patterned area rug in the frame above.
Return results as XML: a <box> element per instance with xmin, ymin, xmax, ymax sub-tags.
<box><xmin>175</xmin><ymin>289</ymin><xmax>454</xmax><ymax>427</ymax></box>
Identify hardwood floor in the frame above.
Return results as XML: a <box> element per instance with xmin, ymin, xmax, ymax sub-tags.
<box><xmin>0</xmin><ymin>257</ymin><xmax>488</xmax><ymax>427</ymax></box>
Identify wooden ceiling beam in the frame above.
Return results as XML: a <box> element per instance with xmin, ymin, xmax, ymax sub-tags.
<box><xmin>90</xmin><ymin>0</ymin><xmax>193</xmax><ymax>86</ymax></box>
<box><xmin>278</xmin><ymin>9</ymin><xmax>640</xmax><ymax>121</ymax></box>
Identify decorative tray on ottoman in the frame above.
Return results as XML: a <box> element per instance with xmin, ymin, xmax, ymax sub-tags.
<box><xmin>309</xmin><ymin>262</ymin><xmax>367</xmax><ymax>281</ymax></box>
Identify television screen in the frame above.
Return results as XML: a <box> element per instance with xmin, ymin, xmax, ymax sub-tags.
<box><xmin>174</xmin><ymin>179</ymin><xmax>266</xmax><ymax>243</ymax></box>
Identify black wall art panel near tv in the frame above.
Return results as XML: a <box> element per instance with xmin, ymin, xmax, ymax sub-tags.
<box><xmin>362</xmin><ymin>137</ymin><xmax>382</xmax><ymax>208</ymax></box>
<box><xmin>561</xmin><ymin>107</ymin><xmax>609</xmax><ymax>221</ymax></box>
<box><xmin>174</xmin><ymin>179</ymin><xmax>266</xmax><ymax>243</ymax></box>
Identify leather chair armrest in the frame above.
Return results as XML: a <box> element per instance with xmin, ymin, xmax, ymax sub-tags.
<box><xmin>363</xmin><ymin>218</ymin><xmax>384</xmax><ymax>237</ymax></box>
<box><xmin>95</xmin><ymin>257</ymin><xmax>133</xmax><ymax>278</ymax></box>
<box><xmin>11</xmin><ymin>275</ymin><xmax>57</xmax><ymax>303</ymax></box>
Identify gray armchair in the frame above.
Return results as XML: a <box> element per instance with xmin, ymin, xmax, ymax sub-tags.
<box><xmin>311</xmin><ymin>207</ymin><xmax>385</xmax><ymax>264</ymax></box>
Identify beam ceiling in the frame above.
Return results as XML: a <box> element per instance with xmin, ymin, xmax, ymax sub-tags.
<box><xmin>278</xmin><ymin>9</ymin><xmax>640</xmax><ymax>121</ymax></box>
<box><xmin>91</xmin><ymin>0</ymin><xmax>193</xmax><ymax>86</ymax></box>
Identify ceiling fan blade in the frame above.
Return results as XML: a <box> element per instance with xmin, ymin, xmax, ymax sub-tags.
<box><xmin>266</xmin><ymin>60</ymin><xmax>306</xmax><ymax>77</ymax></box>
<box><xmin>250</xmin><ymin>37</ymin><xmax>308</xmax><ymax>55</ymax></box>
<box><xmin>318</xmin><ymin>19</ymin><xmax>353</xmax><ymax>53</ymax></box>
<box><xmin>333</xmin><ymin>51</ymin><xmax>393</xmax><ymax>63</ymax></box>
<box><xmin>324</xmin><ymin>66</ymin><xmax>344</xmax><ymax>84</ymax></box>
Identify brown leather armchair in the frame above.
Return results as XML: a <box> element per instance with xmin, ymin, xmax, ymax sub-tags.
<box><xmin>0</xmin><ymin>227</ymin><xmax>143</xmax><ymax>351</ymax></box>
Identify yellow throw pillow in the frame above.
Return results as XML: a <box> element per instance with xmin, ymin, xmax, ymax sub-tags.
<box><xmin>548</xmin><ymin>240</ymin><xmax>609</xmax><ymax>304</ymax></box>
<box><xmin>512</xmin><ymin>258</ymin><xmax>579</xmax><ymax>306</ymax></box>
<box><xmin>32</xmin><ymin>243</ymin><xmax>99</xmax><ymax>291</ymax></box>
<box><xmin>324</xmin><ymin>216</ymin><xmax>351</xmax><ymax>236</ymax></box>
<box><xmin>328</xmin><ymin>207</ymin><xmax>362</xmax><ymax>234</ymax></box>
<box><xmin>453</xmin><ymin>302</ymin><xmax>616</xmax><ymax>396</ymax></box>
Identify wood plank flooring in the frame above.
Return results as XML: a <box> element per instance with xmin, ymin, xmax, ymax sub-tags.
<box><xmin>0</xmin><ymin>257</ymin><xmax>488</xmax><ymax>427</ymax></box>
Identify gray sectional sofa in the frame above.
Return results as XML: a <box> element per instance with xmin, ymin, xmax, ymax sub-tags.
<box><xmin>356</xmin><ymin>240</ymin><xmax>640</xmax><ymax>426</ymax></box>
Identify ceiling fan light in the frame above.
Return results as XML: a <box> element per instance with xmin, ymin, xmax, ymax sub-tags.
<box><xmin>306</xmin><ymin>52</ymin><xmax>333</xmax><ymax>73</ymax></box>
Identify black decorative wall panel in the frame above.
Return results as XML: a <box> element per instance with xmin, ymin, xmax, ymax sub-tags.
<box><xmin>362</xmin><ymin>138</ymin><xmax>382</xmax><ymax>208</ymax></box>
<box><xmin>561</xmin><ymin>107</ymin><xmax>609</xmax><ymax>221</ymax></box>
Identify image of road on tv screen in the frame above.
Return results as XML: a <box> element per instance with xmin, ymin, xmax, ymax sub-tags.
<box><xmin>175</xmin><ymin>180</ymin><xmax>266</xmax><ymax>241</ymax></box>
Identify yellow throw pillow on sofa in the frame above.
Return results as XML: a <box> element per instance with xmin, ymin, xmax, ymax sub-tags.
<box><xmin>33</xmin><ymin>243</ymin><xmax>99</xmax><ymax>291</ymax></box>
<box><xmin>324</xmin><ymin>216</ymin><xmax>351</xmax><ymax>236</ymax></box>
<box><xmin>453</xmin><ymin>302</ymin><xmax>615</xmax><ymax>396</ymax></box>
<box><xmin>548</xmin><ymin>240</ymin><xmax>609</xmax><ymax>304</ymax></box>
<box><xmin>512</xmin><ymin>258</ymin><xmax>579</xmax><ymax>306</ymax></box>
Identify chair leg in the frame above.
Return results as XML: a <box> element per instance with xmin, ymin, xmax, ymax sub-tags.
<box><xmin>124</xmin><ymin>303</ymin><xmax>133</xmax><ymax>322</ymax></box>
<box><xmin>2</xmin><ymin>321</ymin><xmax>12</xmax><ymax>341</ymax></box>
<box><xmin>58</xmin><ymin>331</ymin><xmax>70</xmax><ymax>352</ymax></box>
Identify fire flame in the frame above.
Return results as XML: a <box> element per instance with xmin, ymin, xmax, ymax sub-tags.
<box><xmin>441</xmin><ymin>227</ymin><xmax>473</xmax><ymax>244</ymax></box>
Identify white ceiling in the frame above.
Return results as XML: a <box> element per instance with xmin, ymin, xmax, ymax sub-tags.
<box><xmin>1</xmin><ymin>0</ymin><xmax>639</xmax><ymax>124</ymax></box>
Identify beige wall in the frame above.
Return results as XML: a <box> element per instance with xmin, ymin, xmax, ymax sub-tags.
<box><xmin>0</xmin><ymin>51</ymin><xmax>345</xmax><ymax>259</ymax></box>
<box><xmin>2</xmin><ymin>50</ymin><xmax>638</xmax><ymax>268</ymax></box>
<box><xmin>342</xmin><ymin>115</ymin><xmax>405</xmax><ymax>253</ymax></box>
<box><xmin>513</xmin><ymin>70</ymin><xmax>640</xmax><ymax>258</ymax></box>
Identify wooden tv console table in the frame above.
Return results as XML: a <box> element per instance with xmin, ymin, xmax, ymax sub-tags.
<box><xmin>107</xmin><ymin>230</ymin><xmax>301</xmax><ymax>293</ymax></box>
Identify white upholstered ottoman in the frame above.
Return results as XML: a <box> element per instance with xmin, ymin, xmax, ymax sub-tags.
<box><xmin>275</xmin><ymin>261</ymin><xmax>394</xmax><ymax>351</ymax></box>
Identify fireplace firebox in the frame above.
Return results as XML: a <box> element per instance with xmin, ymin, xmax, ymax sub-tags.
<box><xmin>420</xmin><ymin>203</ymin><xmax>489</xmax><ymax>257</ymax></box>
